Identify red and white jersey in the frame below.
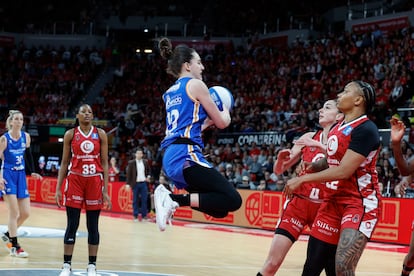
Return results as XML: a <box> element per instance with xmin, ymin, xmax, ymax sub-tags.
<box><xmin>108</xmin><ymin>167</ymin><xmax>119</xmax><ymax>182</ymax></box>
<box><xmin>69</xmin><ymin>126</ymin><xmax>103</xmax><ymax>176</ymax></box>
<box><xmin>295</xmin><ymin>130</ymin><xmax>326</xmax><ymax>201</ymax></box>
<box><xmin>325</xmin><ymin>115</ymin><xmax>380</xmax><ymax>202</ymax></box>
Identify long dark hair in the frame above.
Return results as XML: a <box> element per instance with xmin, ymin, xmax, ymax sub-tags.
<box><xmin>158</xmin><ymin>37</ymin><xmax>196</xmax><ymax>78</ymax></box>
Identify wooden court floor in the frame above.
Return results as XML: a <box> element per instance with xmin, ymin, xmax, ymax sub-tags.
<box><xmin>0</xmin><ymin>202</ymin><xmax>408</xmax><ymax>276</ymax></box>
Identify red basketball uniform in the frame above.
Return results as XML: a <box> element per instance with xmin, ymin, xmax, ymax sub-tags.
<box><xmin>311</xmin><ymin>115</ymin><xmax>381</xmax><ymax>245</ymax></box>
<box><xmin>64</xmin><ymin>126</ymin><xmax>104</xmax><ymax>210</ymax></box>
<box><xmin>108</xmin><ymin>167</ymin><xmax>119</xmax><ymax>182</ymax></box>
<box><xmin>276</xmin><ymin>130</ymin><xmax>327</xmax><ymax>240</ymax></box>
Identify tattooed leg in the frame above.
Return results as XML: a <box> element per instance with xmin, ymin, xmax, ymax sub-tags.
<box><xmin>401</xmin><ymin>230</ymin><xmax>414</xmax><ymax>275</ymax></box>
<box><xmin>335</xmin><ymin>228</ymin><xmax>368</xmax><ymax>276</ymax></box>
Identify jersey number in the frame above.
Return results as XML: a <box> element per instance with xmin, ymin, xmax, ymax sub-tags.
<box><xmin>16</xmin><ymin>155</ymin><xmax>23</xmax><ymax>165</ymax></box>
<box><xmin>166</xmin><ymin>109</ymin><xmax>179</xmax><ymax>135</ymax></box>
<box><xmin>309</xmin><ymin>188</ymin><xmax>320</xmax><ymax>200</ymax></box>
<box><xmin>82</xmin><ymin>164</ymin><xmax>96</xmax><ymax>175</ymax></box>
<box><xmin>326</xmin><ymin>180</ymin><xmax>339</xmax><ymax>190</ymax></box>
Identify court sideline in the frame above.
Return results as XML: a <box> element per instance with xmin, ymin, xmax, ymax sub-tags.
<box><xmin>0</xmin><ymin>202</ymin><xmax>408</xmax><ymax>276</ymax></box>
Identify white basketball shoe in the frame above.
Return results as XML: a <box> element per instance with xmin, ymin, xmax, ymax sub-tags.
<box><xmin>154</xmin><ymin>184</ymin><xmax>179</xmax><ymax>231</ymax></box>
<box><xmin>87</xmin><ymin>264</ymin><xmax>97</xmax><ymax>276</ymax></box>
<box><xmin>59</xmin><ymin>263</ymin><xmax>72</xmax><ymax>276</ymax></box>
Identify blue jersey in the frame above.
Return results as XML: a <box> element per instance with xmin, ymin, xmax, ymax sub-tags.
<box><xmin>1</xmin><ymin>131</ymin><xmax>29</xmax><ymax>198</ymax></box>
<box><xmin>161</xmin><ymin>77</ymin><xmax>208</xmax><ymax>150</ymax></box>
<box><xmin>160</xmin><ymin>77</ymin><xmax>212</xmax><ymax>189</ymax></box>
<box><xmin>2</xmin><ymin>131</ymin><xmax>27</xmax><ymax>171</ymax></box>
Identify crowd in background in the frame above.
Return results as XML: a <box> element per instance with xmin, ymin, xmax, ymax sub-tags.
<box><xmin>1</xmin><ymin>24</ymin><xmax>414</xmax><ymax>198</ymax></box>
<box><xmin>102</xmin><ymin>25</ymin><xmax>414</xmax><ymax>198</ymax></box>
<box><xmin>0</xmin><ymin>43</ymin><xmax>107</xmax><ymax>123</ymax></box>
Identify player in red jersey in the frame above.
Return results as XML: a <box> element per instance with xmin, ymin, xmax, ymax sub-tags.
<box><xmin>285</xmin><ymin>80</ymin><xmax>381</xmax><ymax>276</ymax></box>
<box><xmin>390</xmin><ymin>116</ymin><xmax>414</xmax><ymax>276</ymax></box>
<box><xmin>257</xmin><ymin>100</ymin><xmax>343</xmax><ymax>276</ymax></box>
<box><xmin>108</xmin><ymin>156</ymin><xmax>120</xmax><ymax>182</ymax></box>
<box><xmin>55</xmin><ymin>104</ymin><xmax>112</xmax><ymax>276</ymax></box>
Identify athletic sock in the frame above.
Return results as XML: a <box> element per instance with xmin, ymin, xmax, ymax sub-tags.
<box><xmin>89</xmin><ymin>255</ymin><xmax>97</xmax><ymax>265</ymax></box>
<box><xmin>9</xmin><ymin>237</ymin><xmax>18</xmax><ymax>248</ymax></box>
<box><xmin>170</xmin><ymin>194</ymin><xmax>189</xmax><ymax>206</ymax></box>
<box><xmin>64</xmin><ymin>254</ymin><xmax>72</xmax><ymax>264</ymax></box>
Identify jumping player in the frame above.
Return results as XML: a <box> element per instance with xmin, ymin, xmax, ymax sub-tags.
<box><xmin>154</xmin><ymin>37</ymin><xmax>242</xmax><ymax>231</ymax></box>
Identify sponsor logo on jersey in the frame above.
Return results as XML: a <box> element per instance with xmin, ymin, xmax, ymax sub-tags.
<box><xmin>342</xmin><ymin>125</ymin><xmax>353</xmax><ymax>136</ymax></box>
<box><xmin>342</xmin><ymin>213</ymin><xmax>361</xmax><ymax>224</ymax></box>
<box><xmin>165</xmin><ymin>95</ymin><xmax>182</xmax><ymax>109</ymax></box>
<box><xmin>352</xmin><ymin>214</ymin><xmax>361</xmax><ymax>223</ymax></box>
<box><xmin>80</xmin><ymin>140</ymin><xmax>94</xmax><ymax>154</ymax></box>
<box><xmin>315</xmin><ymin>219</ymin><xmax>339</xmax><ymax>233</ymax></box>
<box><xmin>327</xmin><ymin>135</ymin><xmax>338</xmax><ymax>155</ymax></box>
<box><xmin>290</xmin><ymin>217</ymin><xmax>304</xmax><ymax>229</ymax></box>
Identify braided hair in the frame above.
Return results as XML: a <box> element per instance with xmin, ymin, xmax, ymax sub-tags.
<box><xmin>354</xmin><ymin>80</ymin><xmax>376</xmax><ymax>114</ymax></box>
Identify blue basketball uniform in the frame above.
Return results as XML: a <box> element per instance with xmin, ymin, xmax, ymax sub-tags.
<box><xmin>161</xmin><ymin>77</ymin><xmax>212</xmax><ymax>189</ymax></box>
<box><xmin>2</xmin><ymin>131</ymin><xmax>30</xmax><ymax>198</ymax></box>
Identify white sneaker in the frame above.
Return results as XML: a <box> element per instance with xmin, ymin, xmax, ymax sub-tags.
<box><xmin>59</xmin><ymin>263</ymin><xmax>72</xmax><ymax>276</ymax></box>
<box><xmin>10</xmin><ymin>246</ymin><xmax>29</xmax><ymax>258</ymax></box>
<box><xmin>154</xmin><ymin>184</ymin><xmax>179</xmax><ymax>231</ymax></box>
<box><xmin>87</xmin><ymin>263</ymin><xmax>97</xmax><ymax>276</ymax></box>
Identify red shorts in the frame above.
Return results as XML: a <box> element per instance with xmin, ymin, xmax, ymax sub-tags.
<box><xmin>276</xmin><ymin>196</ymin><xmax>321</xmax><ymax>240</ymax></box>
<box><xmin>64</xmin><ymin>173</ymin><xmax>104</xmax><ymax>210</ymax></box>
<box><xmin>310</xmin><ymin>197</ymin><xmax>380</xmax><ymax>245</ymax></box>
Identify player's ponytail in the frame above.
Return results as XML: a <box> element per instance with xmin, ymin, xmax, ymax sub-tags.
<box><xmin>158</xmin><ymin>37</ymin><xmax>173</xmax><ymax>60</ymax></box>
<box><xmin>158</xmin><ymin>37</ymin><xmax>195</xmax><ymax>78</ymax></box>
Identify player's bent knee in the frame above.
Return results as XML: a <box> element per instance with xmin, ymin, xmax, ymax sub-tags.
<box><xmin>227</xmin><ymin>192</ymin><xmax>242</xmax><ymax>211</ymax></box>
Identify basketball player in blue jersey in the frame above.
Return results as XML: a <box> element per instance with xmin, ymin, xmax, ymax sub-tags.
<box><xmin>0</xmin><ymin>110</ymin><xmax>42</xmax><ymax>257</ymax></box>
<box><xmin>154</xmin><ymin>37</ymin><xmax>242</xmax><ymax>231</ymax></box>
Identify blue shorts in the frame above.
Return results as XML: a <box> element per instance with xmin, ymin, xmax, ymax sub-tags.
<box><xmin>162</xmin><ymin>144</ymin><xmax>212</xmax><ymax>189</ymax></box>
<box><xmin>3</xmin><ymin>169</ymin><xmax>29</xmax><ymax>198</ymax></box>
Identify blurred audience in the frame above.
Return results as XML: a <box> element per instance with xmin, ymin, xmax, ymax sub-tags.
<box><xmin>1</xmin><ymin>24</ymin><xmax>414</xmax><ymax>197</ymax></box>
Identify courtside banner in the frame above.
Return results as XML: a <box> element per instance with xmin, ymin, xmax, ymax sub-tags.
<box><xmin>216</xmin><ymin>132</ymin><xmax>287</xmax><ymax>146</ymax></box>
<box><xmin>26</xmin><ymin>177</ymin><xmax>412</xmax><ymax>245</ymax></box>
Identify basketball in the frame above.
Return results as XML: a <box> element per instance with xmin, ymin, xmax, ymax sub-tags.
<box><xmin>209</xmin><ymin>86</ymin><xmax>234</xmax><ymax>111</ymax></box>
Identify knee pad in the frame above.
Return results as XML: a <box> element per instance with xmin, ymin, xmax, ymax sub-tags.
<box><xmin>64</xmin><ymin>206</ymin><xmax>81</xmax><ymax>245</ymax></box>
<box><xmin>88</xmin><ymin>231</ymin><xmax>100</xmax><ymax>245</ymax></box>
<box><xmin>64</xmin><ymin>232</ymin><xmax>76</xmax><ymax>245</ymax></box>
<box><xmin>86</xmin><ymin>210</ymin><xmax>100</xmax><ymax>245</ymax></box>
